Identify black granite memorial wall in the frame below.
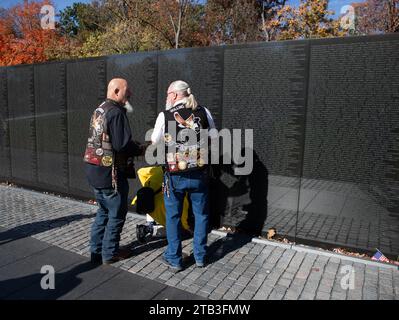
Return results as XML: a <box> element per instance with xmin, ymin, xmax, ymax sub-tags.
<box><xmin>0</xmin><ymin>68</ymin><xmax>10</xmax><ymax>179</ymax></box>
<box><xmin>0</xmin><ymin>33</ymin><xmax>397</xmax><ymax>257</ymax></box>
<box><xmin>7</xmin><ymin>65</ymin><xmax>37</xmax><ymax>184</ymax></box>
<box><xmin>66</xmin><ymin>58</ymin><xmax>106</xmax><ymax>198</ymax></box>
<box><xmin>34</xmin><ymin>62</ymin><xmax>69</xmax><ymax>193</ymax></box>
<box><xmin>219</xmin><ymin>40</ymin><xmax>308</xmax><ymax>236</ymax></box>
<box><xmin>299</xmin><ymin>35</ymin><xmax>399</xmax><ymax>256</ymax></box>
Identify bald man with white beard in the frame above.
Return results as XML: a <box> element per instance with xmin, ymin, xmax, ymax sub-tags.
<box><xmin>84</xmin><ymin>78</ymin><xmax>144</xmax><ymax>265</ymax></box>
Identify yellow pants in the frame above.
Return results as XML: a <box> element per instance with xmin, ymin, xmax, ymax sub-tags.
<box><xmin>131</xmin><ymin>166</ymin><xmax>191</xmax><ymax>231</ymax></box>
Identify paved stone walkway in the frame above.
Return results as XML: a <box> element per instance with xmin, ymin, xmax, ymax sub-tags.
<box><xmin>0</xmin><ymin>185</ymin><xmax>398</xmax><ymax>300</ymax></box>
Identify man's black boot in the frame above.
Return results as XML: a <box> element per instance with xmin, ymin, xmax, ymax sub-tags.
<box><xmin>90</xmin><ymin>253</ymin><xmax>102</xmax><ymax>265</ymax></box>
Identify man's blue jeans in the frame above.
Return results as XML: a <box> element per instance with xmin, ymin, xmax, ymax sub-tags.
<box><xmin>90</xmin><ymin>178</ymin><xmax>129</xmax><ymax>261</ymax></box>
<box><xmin>163</xmin><ymin>169</ymin><xmax>210</xmax><ymax>267</ymax></box>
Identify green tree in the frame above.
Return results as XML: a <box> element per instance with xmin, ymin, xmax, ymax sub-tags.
<box><xmin>260</xmin><ymin>0</ymin><xmax>287</xmax><ymax>41</ymax></box>
<box><xmin>271</xmin><ymin>0</ymin><xmax>344</xmax><ymax>40</ymax></box>
<box><xmin>59</xmin><ymin>1</ymin><xmax>106</xmax><ymax>39</ymax></box>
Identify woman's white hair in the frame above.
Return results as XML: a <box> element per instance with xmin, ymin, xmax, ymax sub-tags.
<box><xmin>169</xmin><ymin>80</ymin><xmax>198</xmax><ymax>110</ymax></box>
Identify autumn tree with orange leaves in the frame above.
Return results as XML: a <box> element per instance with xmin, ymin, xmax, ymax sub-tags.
<box><xmin>354</xmin><ymin>0</ymin><xmax>399</xmax><ymax>34</ymax></box>
<box><xmin>0</xmin><ymin>0</ymin><xmax>67</xmax><ymax>66</ymax></box>
<box><xmin>269</xmin><ymin>0</ymin><xmax>344</xmax><ymax>40</ymax></box>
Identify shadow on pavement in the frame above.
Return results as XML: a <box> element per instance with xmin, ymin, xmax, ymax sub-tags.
<box><xmin>127</xmin><ymin>237</ymin><xmax>168</xmax><ymax>256</ymax></box>
<box><xmin>0</xmin><ymin>213</ymin><xmax>95</xmax><ymax>245</ymax></box>
<box><xmin>0</xmin><ymin>261</ymin><xmax>101</xmax><ymax>300</ymax></box>
<box><xmin>183</xmin><ymin>233</ymin><xmax>253</xmax><ymax>268</ymax></box>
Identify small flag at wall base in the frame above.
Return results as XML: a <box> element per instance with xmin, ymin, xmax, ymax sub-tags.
<box><xmin>371</xmin><ymin>249</ymin><xmax>390</xmax><ymax>263</ymax></box>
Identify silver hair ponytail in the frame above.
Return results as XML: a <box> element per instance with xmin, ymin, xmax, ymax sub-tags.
<box><xmin>169</xmin><ymin>80</ymin><xmax>198</xmax><ymax>110</ymax></box>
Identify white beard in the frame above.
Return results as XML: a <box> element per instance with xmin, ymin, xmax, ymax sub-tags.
<box><xmin>165</xmin><ymin>101</ymin><xmax>173</xmax><ymax>110</ymax></box>
<box><xmin>124</xmin><ymin>101</ymin><xmax>134</xmax><ymax>113</ymax></box>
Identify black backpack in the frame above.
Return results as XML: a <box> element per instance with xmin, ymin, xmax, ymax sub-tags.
<box><xmin>135</xmin><ymin>185</ymin><xmax>162</xmax><ymax>214</ymax></box>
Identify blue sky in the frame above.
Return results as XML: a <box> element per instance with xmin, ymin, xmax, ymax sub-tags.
<box><xmin>1</xmin><ymin>0</ymin><xmax>364</xmax><ymax>17</ymax></box>
<box><xmin>0</xmin><ymin>0</ymin><xmax>87</xmax><ymax>12</ymax></box>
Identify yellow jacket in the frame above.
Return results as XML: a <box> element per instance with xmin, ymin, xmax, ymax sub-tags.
<box><xmin>132</xmin><ymin>166</ymin><xmax>191</xmax><ymax>231</ymax></box>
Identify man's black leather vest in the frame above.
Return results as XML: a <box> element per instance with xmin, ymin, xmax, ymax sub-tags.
<box><xmin>164</xmin><ymin>103</ymin><xmax>210</xmax><ymax>173</ymax></box>
<box><xmin>83</xmin><ymin>101</ymin><xmax>114</xmax><ymax>167</ymax></box>
<box><xmin>83</xmin><ymin>100</ymin><xmax>129</xmax><ymax>169</ymax></box>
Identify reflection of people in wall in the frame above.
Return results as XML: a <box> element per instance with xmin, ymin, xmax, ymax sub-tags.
<box><xmin>210</xmin><ymin>150</ymin><xmax>268</xmax><ymax>237</ymax></box>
